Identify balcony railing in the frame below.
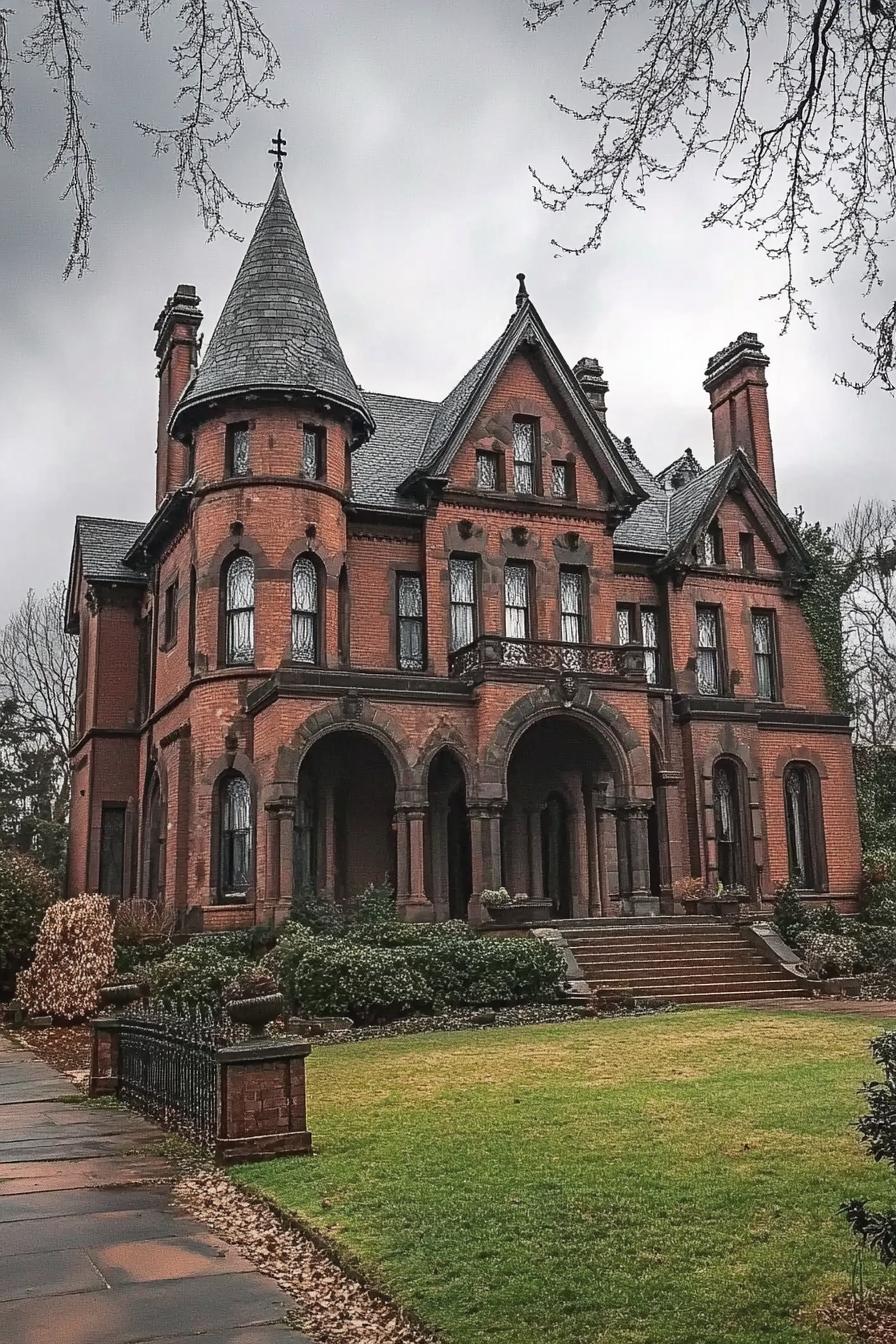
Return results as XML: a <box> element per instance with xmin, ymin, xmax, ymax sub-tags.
<box><xmin>448</xmin><ymin>636</ymin><xmax>646</xmax><ymax>682</ymax></box>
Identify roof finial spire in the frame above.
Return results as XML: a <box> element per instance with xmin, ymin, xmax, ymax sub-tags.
<box><xmin>515</xmin><ymin>272</ymin><xmax>529</xmax><ymax>309</ymax></box>
<box><xmin>269</xmin><ymin>128</ymin><xmax>287</xmax><ymax>173</ymax></box>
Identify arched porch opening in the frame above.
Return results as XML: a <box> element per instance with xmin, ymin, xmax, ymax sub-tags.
<box><xmin>426</xmin><ymin>749</ymin><xmax>472</xmax><ymax>921</ymax></box>
<box><xmin>294</xmin><ymin>732</ymin><xmax>397</xmax><ymax>905</ymax></box>
<box><xmin>502</xmin><ymin>715</ymin><xmax>642</xmax><ymax>919</ymax></box>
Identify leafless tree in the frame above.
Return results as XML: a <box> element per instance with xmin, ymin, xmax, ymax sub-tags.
<box><xmin>527</xmin><ymin>1</ymin><xmax>896</xmax><ymax>390</ymax></box>
<box><xmin>836</xmin><ymin>500</ymin><xmax>896</xmax><ymax>744</ymax></box>
<box><xmin>3</xmin><ymin>1</ymin><xmax>282</xmax><ymax>277</ymax></box>
<box><xmin>0</xmin><ymin>581</ymin><xmax>77</xmax><ymax>819</ymax></box>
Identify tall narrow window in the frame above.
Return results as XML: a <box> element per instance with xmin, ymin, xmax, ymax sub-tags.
<box><xmin>163</xmin><ymin>578</ymin><xmax>178</xmax><ymax>647</ymax></box>
<box><xmin>302</xmin><ymin>425</ymin><xmax>324</xmax><ymax>479</ymax></box>
<box><xmin>560</xmin><ymin>568</ymin><xmax>585</xmax><ymax>644</ymax></box>
<box><xmin>187</xmin><ymin>566</ymin><xmax>197</xmax><ymax>672</ymax></box>
<box><xmin>616</xmin><ymin>603</ymin><xmax>636</xmax><ymax>646</ymax></box>
<box><xmin>291</xmin><ymin>556</ymin><xmax>319</xmax><ymax>663</ymax></box>
<box><xmin>337</xmin><ymin>565</ymin><xmax>350</xmax><ymax>666</ymax></box>
<box><xmin>552</xmin><ymin>461</ymin><xmax>569</xmax><ymax>499</ymax></box>
<box><xmin>224</xmin><ymin>554</ymin><xmax>255</xmax><ymax>665</ymax></box>
<box><xmin>700</xmin><ymin>522</ymin><xmax>723</xmax><ymax>566</ymax></box>
<box><xmin>512</xmin><ymin>418</ymin><xmax>536</xmax><ymax>494</ymax></box>
<box><xmin>397</xmin><ymin>573</ymin><xmax>425</xmax><ymax>670</ymax></box>
<box><xmin>740</xmin><ymin>532</ymin><xmax>756</xmax><ymax>570</ymax></box>
<box><xmin>226</xmin><ymin>423</ymin><xmax>250</xmax><ymax>477</ymax></box>
<box><xmin>785</xmin><ymin>764</ymin><xmax>823</xmax><ymax>891</ymax></box>
<box><xmin>99</xmin><ymin>804</ymin><xmax>126</xmax><ymax>896</ymax></box>
<box><xmin>696</xmin><ymin>605</ymin><xmax>722</xmax><ymax>695</ymax></box>
<box><xmin>752</xmin><ymin>610</ymin><xmax>777</xmax><ymax>700</ymax></box>
<box><xmin>449</xmin><ymin>557</ymin><xmax>477</xmax><ymax>651</ymax></box>
<box><xmin>504</xmin><ymin>562</ymin><xmax>531</xmax><ymax>640</ymax></box>
<box><xmin>642</xmin><ymin>606</ymin><xmax>660</xmax><ymax>686</ymax></box>
<box><xmin>476</xmin><ymin>451</ymin><xmax>498</xmax><ymax>491</ymax></box>
<box><xmin>219</xmin><ymin>773</ymin><xmax>251</xmax><ymax>899</ymax></box>
<box><xmin>713</xmin><ymin>760</ymin><xmax>743</xmax><ymax>889</ymax></box>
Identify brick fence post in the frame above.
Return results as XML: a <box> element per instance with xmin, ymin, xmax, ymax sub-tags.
<box><xmin>215</xmin><ymin>1037</ymin><xmax>312</xmax><ymax>1165</ymax></box>
<box><xmin>88</xmin><ymin>1016</ymin><xmax>121</xmax><ymax>1097</ymax></box>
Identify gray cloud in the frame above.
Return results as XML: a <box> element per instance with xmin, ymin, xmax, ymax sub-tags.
<box><xmin>0</xmin><ymin>0</ymin><xmax>892</xmax><ymax>618</ymax></box>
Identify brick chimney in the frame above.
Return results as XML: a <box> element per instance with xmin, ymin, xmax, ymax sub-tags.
<box><xmin>573</xmin><ymin>356</ymin><xmax>609</xmax><ymax>422</ymax></box>
<box><xmin>154</xmin><ymin>284</ymin><xmax>202</xmax><ymax>504</ymax></box>
<box><xmin>703</xmin><ymin>332</ymin><xmax>776</xmax><ymax>497</ymax></box>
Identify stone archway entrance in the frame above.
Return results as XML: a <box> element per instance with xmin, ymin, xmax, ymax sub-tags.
<box><xmin>295</xmin><ymin>732</ymin><xmax>397</xmax><ymax>904</ymax></box>
<box><xmin>426</xmin><ymin>749</ymin><xmax>473</xmax><ymax>921</ymax></box>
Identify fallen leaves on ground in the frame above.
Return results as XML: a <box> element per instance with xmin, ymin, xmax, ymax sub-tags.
<box><xmin>821</xmin><ymin>1291</ymin><xmax>896</xmax><ymax>1342</ymax></box>
<box><xmin>13</xmin><ymin>1024</ymin><xmax>90</xmax><ymax>1085</ymax></box>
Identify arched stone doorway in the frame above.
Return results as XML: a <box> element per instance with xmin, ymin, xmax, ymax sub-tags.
<box><xmin>426</xmin><ymin>749</ymin><xmax>472</xmax><ymax>921</ymax></box>
<box><xmin>295</xmin><ymin>732</ymin><xmax>397</xmax><ymax>904</ymax></box>
<box><xmin>502</xmin><ymin>715</ymin><xmax>651</xmax><ymax>919</ymax></box>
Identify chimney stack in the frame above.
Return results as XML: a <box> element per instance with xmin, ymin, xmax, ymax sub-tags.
<box><xmin>703</xmin><ymin>332</ymin><xmax>776</xmax><ymax>497</ymax></box>
<box><xmin>154</xmin><ymin>284</ymin><xmax>202</xmax><ymax>504</ymax></box>
<box><xmin>573</xmin><ymin>356</ymin><xmax>609</xmax><ymax>422</ymax></box>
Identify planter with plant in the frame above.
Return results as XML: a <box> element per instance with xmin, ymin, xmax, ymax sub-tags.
<box><xmin>672</xmin><ymin>877</ymin><xmax>706</xmax><ymax>916</ymax></box>
<box><xmin>223</xmin><ymin>968</ymin><xmax>283</xmax><ymax>1036</ymax></box>
<box><xmin>480</xmin><ymin>888</ymin><xmax>553</xmax><ymax>926</ymax></box>
<box><xmin>97</xmin><ymin>974</ymin><xmax>145</xmax><ymax>1009</ymax></box>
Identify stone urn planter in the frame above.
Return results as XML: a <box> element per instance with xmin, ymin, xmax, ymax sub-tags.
<box><xmin>487</xmin><ymin>898</ymin><xmax>554</xmax><ymax>927</ymax></box>
<box><xmin>97</xmin><ymin>982</ymin><xmax>143</xmax><ymax>1010</ymax></box>
<box><xmin>225</xmin><ymin>992</ymin><xmax>284</xmax><ymax>1038</ymax></box>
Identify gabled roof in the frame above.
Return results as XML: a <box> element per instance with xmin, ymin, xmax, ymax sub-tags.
<box><xmin>171</xmin><ymin>171</ymin><xmax>372</xmax><ymax>436</ymax></box>
<box><xmin>66</xmin><ymin>516</ymin><xmax>147</xmax><ymax>633</ymax></box>
<box><xmin>402</xmin><ymin>297</ymin><xmax>646</xmax><ymax>511</ymax></box>
<box><xmin>656</xmin><ymin>448</ymin><xmax>704</xmax><ymax>491</ymax></box>
<box><xmin>351</xmin><ymin>393</ymin><xmax>437</xmax><ymax>510</ymax></box>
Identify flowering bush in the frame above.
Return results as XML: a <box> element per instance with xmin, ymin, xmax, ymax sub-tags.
<box><xmin>480</xmin><ymin>887</ymin><xmax>526</xmax><ymax>910</ymax></box>
<box><xmin>800</xmin><ymin>932</ymin><xmax>861</xmax><ymax>979</ymax></box>
<box><xmin>17</xmin><ymin>893</ymin><xmax>115</xmax><ymax>1020</ymax></box>
<box><xmin>0</xmin><ymin>849</ymin><xmax>57</xmax><ymax>992</ymax></box>
<box><xmin>855</xmin><ymin>924</ymin><xmax>896</xmax><ymax>971</ymax></box>
<box><xmin>144</xmin><ymin>938</ymin><xmax>253</xmax><ymax>1009</ymax></box>
<box><xmin>274</xmin><ymin>936</ymin><xmax>429</xmax><ymax>1023</ymax></box>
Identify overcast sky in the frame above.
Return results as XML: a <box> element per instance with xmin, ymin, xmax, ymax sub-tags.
<box><xmin>0</xmin><ymin>0</ymin><xmax>893</xmax><ymax>621</ymax></box>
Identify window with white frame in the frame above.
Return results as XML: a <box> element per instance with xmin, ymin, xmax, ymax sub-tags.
<box><xmin>449</xmin><ymin>557</ymin><xmax>477</xmax><ymax>651</ymax></box>
<box><xmin>504</xmin><ymin>562</ymin><xmax>531</xmax><ymax>640</ymax></box>
<box><xmin>291</xmin><ymin>556</ymin><xmax>319</xmax><ymax>663</ymax></box>
<box><xmin>397</xmin><ymin>573</ymin><xmax>425</xmax><ymax>670</ymax></box>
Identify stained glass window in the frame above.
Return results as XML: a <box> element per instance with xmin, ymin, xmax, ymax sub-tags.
<box><xmin>397</xmin><ymin>573</ymin><xmax>425</xmax><ymax>670</ymax></box>
<box><xmin>552</xmin><ymin>461</ymin><xmax>569</xmax><ymax>498</ymax></box>
<box><xmin>752</xmin><ymin>611</ymin><xmax>776</xmax><ymax>699</ymax></box>
<box><xmin>476</xmin><ymin>451</ymin><xmax>498</xmax><ymax>491</ymax></box>
<box><xmin>291</xmin><ymin>557</ymin><xmax>318</xmax><ymax>663</ymax></box>
<box><xmin>696</xmin><ymin>606</ymin><xmax>720</xmax><ymax>694</ymax></box>
<box><xmin>616</xmin><ymin>605</ymin><xmax>634</xmax><ymax>646</ymax></box>
<box><xmin>560</xmin><ymin>569</ymin><xmax>584</xmax><ymax>644</ymax></box>
<box><xmin>449</xmin><ymin>557</ymin><xmax>476</xmax><ymax>651</ymax></box>
<box><xmin>225</xmin><ymin>555</ymin><xmax>255</xmax><ymax>665</ymax></box>
<box><xmin>504</xmin><ymin>563</ymin><xmax>530</xmax><ymax>640</ymax></box>
<box><xmin>228</xmin><ymin>425</ymin><xmax>250</xmax><ymax>477</ymax></box>
<box><xmin>513</xmin><ymin>419</ymin><xmax>536</xmax><ymax>494</ymax></box>
<box><xmin>713</xmin><ymin>761</ymin><xmax>741</xmax><ymax>888</ymax></box>
<box><xmin>303</xmin><ymin>426</ymin><xmax>323</xmax><ymax>479</ymax></box>
<box><xmin>785</xmin><ymin>765</ymin><xmax>820</xmax><ymax>890</ymax></box>
<box><xmin>642</xmin><ymin>607</ymin><xmax>659</xmax><ymax>686</ymax></box>
<box><xmin>220</xmin><ymin>774</ymin><xmax>251</xmax><ymax>895</ymax></box>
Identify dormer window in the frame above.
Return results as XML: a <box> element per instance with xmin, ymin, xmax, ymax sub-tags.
<box><xmin>302</xmin><ymin>425</ymin><xmax>324</xmax><ymax>480</ymax></box>
<box><xmin>512</xmin><ymin>418</ymin><xmax>537</xmax><ymax>494</ymax></box>
<box><xmin>226</xmin><ymin>423</ymin><xmax>250</xmax><ymax>477</ymax></box>
<box><xmin>476</xmin><ymin>450</ymin><xmax>499</xmax><ymax>491</ymax></box>
<box><xmin>700</xmin><ymin>521</ymin><xmax>724</xmax><ymax>566</ymax></box>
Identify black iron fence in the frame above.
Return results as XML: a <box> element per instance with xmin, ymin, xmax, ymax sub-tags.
<box><xmin>118</xmin><ymin>1005</ymin><xmax>231</xmax><ymax>1148</ymax></box>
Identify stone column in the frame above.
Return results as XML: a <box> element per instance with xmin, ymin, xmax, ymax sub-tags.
<box><xmin>263</xmin><ymin>803</ymin><xmax>281</xmax><ymax>921</ymax></box>
<box><xmin>626</xmin><ymin>803</ymin><xmax>658</xmax><ymax>917</ymax></box>
<box><xmin>216</xmin><ymin>1037</ymin><xmax>312</xmax><ymax>1165</ymax></box>
<box><xmin>571</xmin><ymin>793</ymin><xmax>591</xmax><ymax>919</ymax></box>
<box><xmin>596</xmin><ymin>807</ymin><xmax>615</xmax><ymax>916</ymax></box>
<box><xmin>395</xmin><ymin>808</ymin><xmax>410</xmax><ymax>905</ymax></box>
<box><xmin>615</xmin><ymin>808</ymin><xmax>630</xmax><ymax>913</ymax></box>
<box><xmin>405</xmin><ymin>808</ymin><xmax>434</xmax><ymax>922</ymax></box>
<box><xmin>321</xmin><ymin>782</ymin><xmax>336</xmax><ymax>897</ymax></box>
<box><xmin>526</xmin><ymin>808</ymin><xmax>544</xmax><ymax>901</ymax></box>
<box><xmin>486</xmin><ymin>807</ymin><xmax>503</xmax><ymax>890</ymax></box>
<box><xmin>276</xmin><ymin>800</ymin><xmax>295</xmax><ymax>924</ymax></box>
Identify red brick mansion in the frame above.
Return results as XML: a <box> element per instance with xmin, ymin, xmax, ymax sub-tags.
<box><xmin>65</xmin><ymin>167</ymin><xmax>861</xmax><ymax>930</ymax></box>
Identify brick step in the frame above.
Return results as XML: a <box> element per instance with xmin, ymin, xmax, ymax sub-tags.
<box><xmin>573</xmin><ymin>952</ymin><xmax>766</xmax><ymax>969</ymax></box>
<box><xmin>589</xmin><ymin>970</ymin><xmax>799</xmax><ymax>989</ymax></box>
<box><xmin>622</xmin><ymin>988</ymin><xmax>803</xmax><ymax>1005</ymax></box>
<box><xmin>565</xmin><ymin>937</ymin><xmax>752</xmax><ymax>954</ymax></box>
<box><xmin>556</xmin><ymin>918</ymin><xmax>720</xmax><ymax>931</ymax></box>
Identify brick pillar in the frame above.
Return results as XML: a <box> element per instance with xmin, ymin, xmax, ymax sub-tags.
<box><xmin>277</xmin><ymin>800</ymin><xmax>295</xmax><ymax>924</ymax></box>
<box><xmin>88</xmin><ymin>1017</ymin><xmax>121</xmax><ymax>1097</ymax></box>
<box><xmin>395</xmin><ymin>807</ymin><xmax>410</xmax><ymax>906</ymax></box>
<box><xmin>626</xmin><ymin>804</ymin><xmax>658</xmax><ymax>917</ymax></box>
<box><xmin>405</xmin><ymin>808</ymin><xmax>434</xmax><ymax>923</ymax></box>
<box><xmin>264</xmin><ymin>802</ymin><xmax>281</xmax><ymax>921</ymax></box>
<box><xmin>216</xmin><ymin>1037</ymin><xmax>312</xmax><ymax>1165</ymax></box>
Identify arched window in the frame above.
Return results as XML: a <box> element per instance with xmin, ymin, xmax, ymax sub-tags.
<box><xmin>784</xmin><ymin>763</ymin><xmax>825</xmax><ymax>891</ymax></box>
<box><xmin>337</xmin><ymin>565</ymin><xmax>350</xmax><ymax>667</ymax></box>
<box><xmin>291</xmin><ymin>556</ymin><xmax>319</xmax><ymax>663</ymax></box>
<box><xmin>224</xmin><ymin>554</ymin><xmax>255</xmax><ymax>665</ymax></box>
<box><xmin>713</xmin><ymin>759</ymin><xmax>743</xmax><ymax>890</ymax></box>
<box><xmin>219</xmin><ymin>773</ymin><xmax>252</xmax><ymax>899</ymax></box>
<box><xmin>144</xmin><ymin>773</ymin><xmax>165</xmax><ymax>902</ymax></box>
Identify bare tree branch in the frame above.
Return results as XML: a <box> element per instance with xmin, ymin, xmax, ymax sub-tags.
<box><xmin>0</xmin><ymin>8</ymin><xmax>13</xmax><ymax>148</ymax></box>
<box><xmin>0</xmin><ymin>582</ymin><xmax>76</xmax><ymax>797</ymax></box>
<box><xmin>528</xmin><ymin>0</ymin><xmax>896</xmax><ymax>391</ymax></box>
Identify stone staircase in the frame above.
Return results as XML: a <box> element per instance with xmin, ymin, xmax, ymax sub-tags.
<box><xmin>555</xmin><ymin>916</ymin><xmax>808</xmax><ymax>1005</ymax></box>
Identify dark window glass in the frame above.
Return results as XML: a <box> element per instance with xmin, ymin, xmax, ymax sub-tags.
<box><xmin>338</xmin><ymin>565</ymin><xmax>350</xmax><ymax>666</ymax></box>
<box><xmin>291</xmin><ymin>557</ymin><xmax>319</xmax><ymax>663</ymax></box>
<box><xmin>397</xmin><ymin>573</ymin><xmax>425</xmax><ymax>670</ymax></box>
<box><xmin>740</xmin><ymin>532</ymin><xmax>756</xmax><ymax>570</ymax></box>
<box><xmin>696</xmin><ymin>606</ymin><xmax>721</xmax><ymax>694</ymax></box>
<box><xmin>449</xmin><ymin>557</ymin><xmax>477</xmax><ymax>651</ymax></box>
<box><xmin>752</xmin><ymin>610</ymin><xmax>777</xmax><ymax>699</ymax></box>
<box><xmin>560</xmin><ymin>568</ymin><xmax>585</xmax><ymax>644</ymax></box>
<box><xmin>785</xmin><ymin>765</ymin><xmax>820</xmax><ymax>891</ymax></box>
<box><xmin>187</xmin><ymin>566</ymin><xmax>197</xmax><ymax>672</ymax></box>
<box><xmin>163</xmin><ymin>579</ymin><xmax>178</xmax><ymax>647</ymax></box>
<box><xmin>504</xmin><ymin>563</ymin><xmax>531</xmax><ymax>640</ymax></box>
<box><xmin>185</xmin><ymin>439</ymin><xmax>196</xmax><ymax>481</ymax></box>
<box><xmin>552</xmin><ymin>461</ymin><xmax>569</xmax><ymax>498</ymax></box>
<box><xmin>302</xmin><ymin>426</ymin><xmax>324</xmax><ymax>479</ymax></box>
<box><xmin>616</xmin><ymin>604</ymin><xmax>636</xmax><ymax>646</ymax></box>
<box><xmin>294</xmin><ymin>787</ymin><xmax>316</xmax><ymax>893</ymax></box>
<box><xmin>99</xmin><ymin>804</ymin><xmax>126</xmax><ymax>896</ymax></box>
<box><xmin>227</xmin><ymin>424</ymin><xmax>250</xmax><ymax>477</ymax></box>
<box><xmin>700</xmin><ymin>523</ymin><xmax>723</xmax><ymax>566</ymax></box>
<box><xmin>225</xmin><ymin>555</ymin><xmax>255</xmax><ymax>664</ymax></box>
<box><xmin>476</xmin><ymin>451</ymin><xmax>498</xmax><ymax>490</ymax></box>
<box><xmin>220</xmin><ymin>773</ymin><xmax>251</xmax><ymax>897</ymax></box>
<box><xmin>713</xmin><ymin>760</ymin><xmax>743</xmax><ymax>889</ymax></box>
<box><xmin>512</xmin><ymin>419</ymin><xmax>536</xmax><ymax>494</ymax></box>
<box><xmin>642</xmin><ymin>606</ymin><xmax>660</xmax><ymax>686</ymax></box>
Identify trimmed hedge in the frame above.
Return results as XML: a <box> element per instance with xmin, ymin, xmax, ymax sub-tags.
<box><xmin>144</xmin><ymin>938</ymin><xmax>254</xmax><ymax>1009</ymax></box>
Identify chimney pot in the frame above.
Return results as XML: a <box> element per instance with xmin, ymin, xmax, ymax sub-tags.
<box><xmin>703</xmin><ymin>332</ymin><xmax>776</xmax><ymax>497</ymax></box>
<box><xmin>573</xmin><ymin>356</ymin><xmax>609</xmax><ymax>422</ymax></box>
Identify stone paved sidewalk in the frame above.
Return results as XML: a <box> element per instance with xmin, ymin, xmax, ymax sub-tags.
<box><xmin>0</xmin><ymin>1033</ymin><xmax>314</xmax><ymax>1344</ymax></box>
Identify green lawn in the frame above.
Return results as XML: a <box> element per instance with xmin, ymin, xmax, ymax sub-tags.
<box><xmin>236</xmin><ymin>1009</ymin><xmax>896</xmax><ymax>1344</ymax></box>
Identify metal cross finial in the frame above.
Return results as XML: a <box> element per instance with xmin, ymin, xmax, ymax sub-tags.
<box><xmin>269</xmin><ymin>129</ymin><xmax>287</xmax><ymax>172</ymax></box>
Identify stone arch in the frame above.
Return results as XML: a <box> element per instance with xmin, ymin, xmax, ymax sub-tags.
<box><xmin>480</xmin><ymin>684</ymin><xmax>651</xmax><ymax>802</ymax></box>
<box><xmin>770</xmin><ymin>745</ymin><xmax>830</xmax><ymax>780</ymax></box>
<box><xmin>416</xmin><ymin>722</ymin><xmax>475</xmax><ymax>797</ymax></box>
<box><xmin>275</xmin><ymin>699</ymin><xmax>416</xmax><ymax>800</ymax></box>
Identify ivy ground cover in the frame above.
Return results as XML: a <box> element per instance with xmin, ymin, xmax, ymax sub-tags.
<box><xmin>237</xmin><ymin>1009</ymin><xmax>896</xmax><ymax>1344</ymax></box>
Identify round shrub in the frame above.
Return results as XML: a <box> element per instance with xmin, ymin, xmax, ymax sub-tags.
<box><xmin>855</xmin><ymin>925</ymin><xmax>896</xmax><ymax>971</ymax></box>
<box><xmin>0</xmin><ymin>849</ymin><xmax>56</xmax><ymax>993</ymax></box>
<box><xmin>145</xmin><ymin>939</ymin><xmax>253</xmax><ymax>1010</ymax></box>
<box><xmin>800</xmin><ymin>932</ymin><xmax>861</xmax><ymax>978</ymax></box>
<box><xmin>17</xmin><ymin>893</ymin><xmax>115</xmax><ymax>1020</ymax></box>
<box><xmin>275</xmin><ymin>936</ymin><xmax>428</xmax><ymax>1024</ymax></box>
<box><xmin>350</xmin><ymin>918</ymin><xmax>475</xmax><ymax>948</ymax></box>
<box><xmin>863</xmin><ymin>849</ymin><xmax>896</xmax><ymax>889</ymax></box>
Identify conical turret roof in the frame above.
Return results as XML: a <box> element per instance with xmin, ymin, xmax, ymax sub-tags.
<box><xmin>172</xmin><ymin>171</ymin><xmax>372</xmax><ymax>434</ymax></box>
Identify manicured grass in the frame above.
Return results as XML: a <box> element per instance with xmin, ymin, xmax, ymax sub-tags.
<box><xmin>236</xmin><ymin>1009</ymin><xmax>896</xmax><ymax>1344</ymax></box>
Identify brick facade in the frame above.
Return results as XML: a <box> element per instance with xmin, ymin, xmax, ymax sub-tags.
<box><xmin>65</xmin><ymin>175</ymin><xmax>862</xmax><ymax>925</ymax></box>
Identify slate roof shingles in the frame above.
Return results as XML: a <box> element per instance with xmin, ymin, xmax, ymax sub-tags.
<box><xmin>76</xmin><ymin>517</ymin><xmax>147</xmax><ymax>583</ymax></box>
